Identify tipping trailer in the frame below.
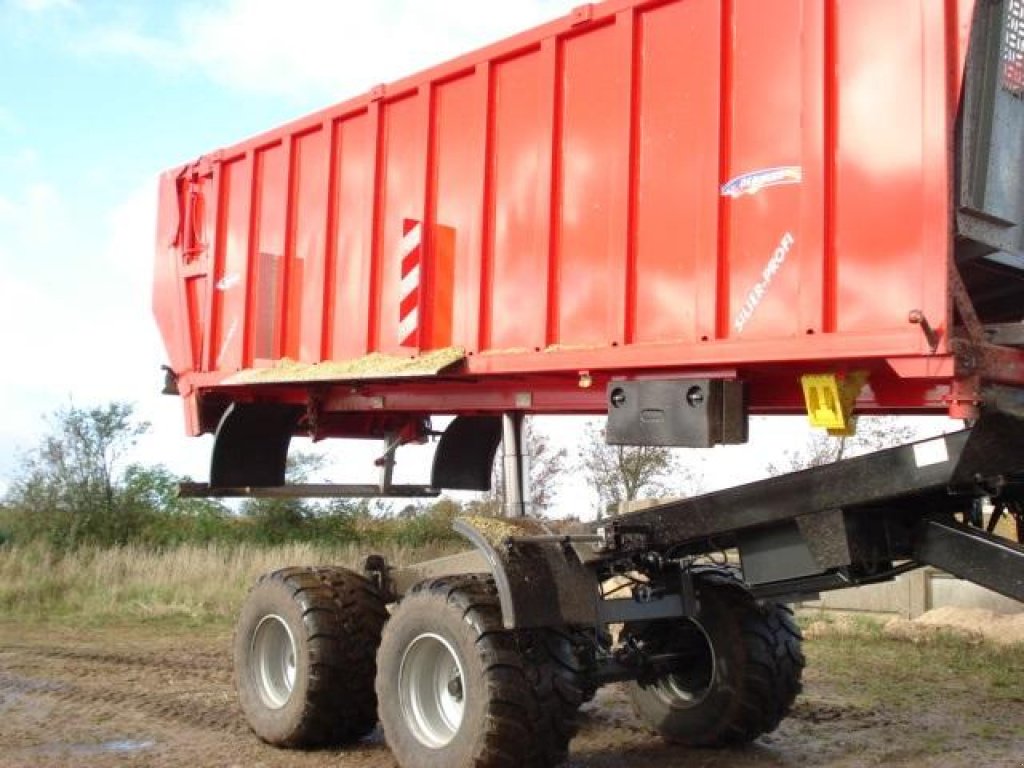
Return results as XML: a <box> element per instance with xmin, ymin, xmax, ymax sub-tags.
<box><xmin>154</xmin><ymin>0</ymin><xmax>1024</xmax><ymax>765</ymax></box>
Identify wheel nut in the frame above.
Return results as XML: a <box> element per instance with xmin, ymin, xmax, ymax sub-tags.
<box><xmin>447</xmin><ymin>675</ymin><xmax>463</xmax><ymax>701</ymax></box>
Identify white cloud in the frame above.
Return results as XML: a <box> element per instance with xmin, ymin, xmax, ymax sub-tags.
<box><xmin>0</xmin><ymin>175</ymin><xmax>207</xmax><ymax>485</ymax></box>
<box><xmin>77</xmin><ymin>0</ymin><xmax>580</xmax><ymax>100</ymax></box>
<box><xmin>0</xmin><ymin>178</ymin><xmax>74</xmax><ymax>480</ymax></box>
<box><xmin>101</xmin><ymin>177</ymin><xmax>155</xmax><ymax>280</ymax></box>
<box><xmin>0</xmin><ymin>180</ymin><xmax>146</xmax><ymax>413</ymax></box>
<box><xmin>88</xmin><ymin>179</ymin><xmax>169</xmax><ymax>401</ymax></box>
<box><xmin>0</xmin><ymin>274</ymin><xmax>80</xmax><ymax>473</ymax></box>
<box><xmin>0</xmin><ymin>181</ymin><xmax>64</xmax><ymax>272</ymax></box>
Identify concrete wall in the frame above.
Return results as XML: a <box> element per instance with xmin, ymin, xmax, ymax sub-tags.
<box><xmin>799</xmin><ymin>568</ymin><xmax>1023</xmax><ymax>619</ymax></box>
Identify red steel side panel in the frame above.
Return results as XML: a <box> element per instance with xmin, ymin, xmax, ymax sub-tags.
<box><xmin>329</xmin><ymin>110</ymin><xmax>376</xmax><ymax>362</ymax></box>
<box><xmin>833</xmin><ymin>0</ymin><xmax>949</xmax><ymax>336</ymax></box>
<box><xmin>632</xmin><ymin>0</ymin><xmax>720</xmax><ymax>345</ymax></box>
<box><xmin>155</xmin><ymin>0</ymin><xmax>973</xmax><ymax>428</ymax></box>
<box><xmin>724</xmin><ymin>0</ymin><xmax>808</xmax><ymax>341</ymax></box>
<box><xmin>487</xmin><ymin>49</ymin><xmax>554</xmax><ymax>352</ymax></box>
<box><xmin>289</xmin><ymin>127</ymin><xmax>330</xmax><ymax>363</ymax></box>
<box><xmin>212</xmin><ymin>155</ymin><xmax>250</xmax><ymax>372</ymax></box>
<box><xmin>555</xmin><ymin>19</ymin><xmax>631</xmax><ymax>347</ymax></box>
<box><xmin>250</xmin><ymin>142</ymin><xmax>287</xmax><ymax>363</ymax></box>
<box><xmin>376</xmin><ymin>94</ymin><xmax>427</xmax><ymax>355</ymax></box>
<box><xmin>434</xmin><ymin>71</ymin><xmax>486</xmax><ymax>351</ymax></box>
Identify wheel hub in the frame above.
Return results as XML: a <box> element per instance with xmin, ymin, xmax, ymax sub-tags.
<box><xmin>398</xmin><ymin>633</ymin><xmax>467</xmax><ymax>748</ymax></box>
<box><xmin>652</xmin><ymin>619</ymin><xmax>716</xmax><ymax>709</ymax></box>
<box><xmin>250</xmin><ymin>614</ymin><xmax>297</xmax><ymax>709</ymax></box>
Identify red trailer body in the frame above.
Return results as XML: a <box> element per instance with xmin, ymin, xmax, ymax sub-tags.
<box><xmin>154</xmin><ymin>0</ymin><xmax>1024</xmax><ymax>439</ymax></box>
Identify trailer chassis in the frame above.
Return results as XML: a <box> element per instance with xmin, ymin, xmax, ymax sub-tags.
<box><xmin>217</xmin><ymin>401</ymin><xmax>1024</xmax><ymax>767</ymax></box>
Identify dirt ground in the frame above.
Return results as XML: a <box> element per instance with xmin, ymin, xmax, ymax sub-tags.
<box><xmin>0</xmin><ymin>622</ymin><xmax>1021</xmax><ymax>768</ymax></box>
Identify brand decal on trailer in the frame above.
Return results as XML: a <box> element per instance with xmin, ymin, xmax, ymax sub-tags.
<box><xmin>720</xmin><ymin>166</ymin><xmax>802</xmax><ymax>198</ymax></box>
<box><xmin>734</xmin><ymin>232</ymin><xmax>796</xmax><ymax>334</ymax></box>
<box><xmin>398</xmin><ymin>219</ymin><xmax>422</xmax><ymax>348</ymax></box>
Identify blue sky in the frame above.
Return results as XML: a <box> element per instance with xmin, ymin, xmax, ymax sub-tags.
<box><xmin>0</xmin><ymin>0</ymin><xmax>582</xmax><ymax>494</ymax></box>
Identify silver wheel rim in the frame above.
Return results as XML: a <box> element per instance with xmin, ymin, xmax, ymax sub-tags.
<box><xmin>251</xmin><ymin>614</ymin><xmax>297</xmax><ymax>709</ymax></box>
<box><xmin>652</xmin><ymin>620</ymin><xmax>716</xmax><ymax>709</ymax></box>
<box><xmin>398</xmin><ymin>633</ymin><xmax>466</xmax><ymax>748</ymax></box>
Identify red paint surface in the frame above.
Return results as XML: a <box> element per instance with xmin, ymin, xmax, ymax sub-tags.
<box><xmin>153</xmin><ymin>0</ymin><xmax>983</xmax><ymax>435</ymax></box>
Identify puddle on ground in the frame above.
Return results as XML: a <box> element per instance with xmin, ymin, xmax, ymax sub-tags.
<box><xmin>0</xmin><ymin>673</ymin><xmax>68</xmax><ymax>696</ymax></box>
<box><xmin>34</xmin><ymin>739</ymin><xmax>157</xmax><ymax>756</ymax></box>
<box><xmin>0</xmin><ymin>690</ymin><xmax>25</xmax><ymax>713</ymax></box>
<box><xmin>0</xmin><ymin>675</ymin><xmax>61</xmax><ymax>717</ymax></box>
<box><xmin>92</xmin><ymin>740</ymin><xmax>157</xmax><ymax>754</ymax></box>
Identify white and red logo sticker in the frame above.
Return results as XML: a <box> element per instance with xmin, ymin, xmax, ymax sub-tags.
<box><xmin>398</xmin><ymin>218</ymin><xmax>422</xmax><ymax>348</ymax></box>
<box><xmin>721</xmin><ymin>166</ymin><xmax>802</xmax><ymax>198</ymax></box>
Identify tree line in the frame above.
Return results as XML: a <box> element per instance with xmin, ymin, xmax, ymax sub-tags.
<box><xmin>0</xmin><ymin>402</ymin><xmax>697</xmax><ymax>551</ymax></box>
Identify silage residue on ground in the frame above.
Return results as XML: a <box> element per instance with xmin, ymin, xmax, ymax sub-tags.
<box><xmin>804</xmin><ymin>607</ymin><xmax>1024</xmax><ymax>646</ymax></box>
<box><xmin>884</xmin><ymin>607</ymin><xmax>1024</xmax><ymax>646</ymax></box>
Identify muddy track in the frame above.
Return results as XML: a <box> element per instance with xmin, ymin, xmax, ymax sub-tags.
<box><xmin>0</xmin><ymin>624</ymin><xmax>1021</xmax><ymax>768</ymax></box>
<box><xmin>1</xmin><ymin>643</ymin><xmax>227</xmax><ymax>672</ymax></box>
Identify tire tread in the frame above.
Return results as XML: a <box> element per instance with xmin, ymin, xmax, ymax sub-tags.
<box><xmin>377</xmin><ymin>574</ymin><xmax>581</xmax><ymax>767</ymax></box>
<box><xmin>235</xmin><ymin>566</ymin><xmax>386</xmax><ymax>747</ymax></box>
<box><xmin>627</xmin><ymin>567</ymin><xmax>805</xmax><ymax>747</ymax></box>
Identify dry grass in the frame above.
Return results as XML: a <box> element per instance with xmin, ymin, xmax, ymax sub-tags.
<box><xmin>0</xmin><ymin>542</ymin><xmax>461</xmax><ymax>626</ymax></box>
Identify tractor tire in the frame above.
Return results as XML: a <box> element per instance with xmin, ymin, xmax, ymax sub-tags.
<box><xmin>520</xmin><ymin>625</ymin><xmax>587</xmax><ymax>766</ymax></box>
<box><xmin>234</xmin><ymin>566</ymin><xmax>387</xmax><ymax>747</ymax></box>
<box><xmin>375</xmin><ymin>574</ymin><xmax>583</xmax><ymax>768</ymax></box>
<box><xmin>625</xmin><ymin>568</ymin><xmax>804</xmax><ymax>747</ymax></box>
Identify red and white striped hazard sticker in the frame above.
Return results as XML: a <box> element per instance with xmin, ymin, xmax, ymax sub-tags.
<box><xmin>399</xmin><ymin>218</ymin><xmax>421</xmax><ymax>348</ymax></box>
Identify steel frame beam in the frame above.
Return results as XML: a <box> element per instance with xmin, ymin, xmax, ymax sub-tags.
<box><xmin>915</xmin><ymin>517</ymin><xmax>1024</xmax><ymax>602</ymax></box>
<box><xmin>590</xmin><ymin>411</ymin><xmax>1024</xmax><ymax>556</ymax></box>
